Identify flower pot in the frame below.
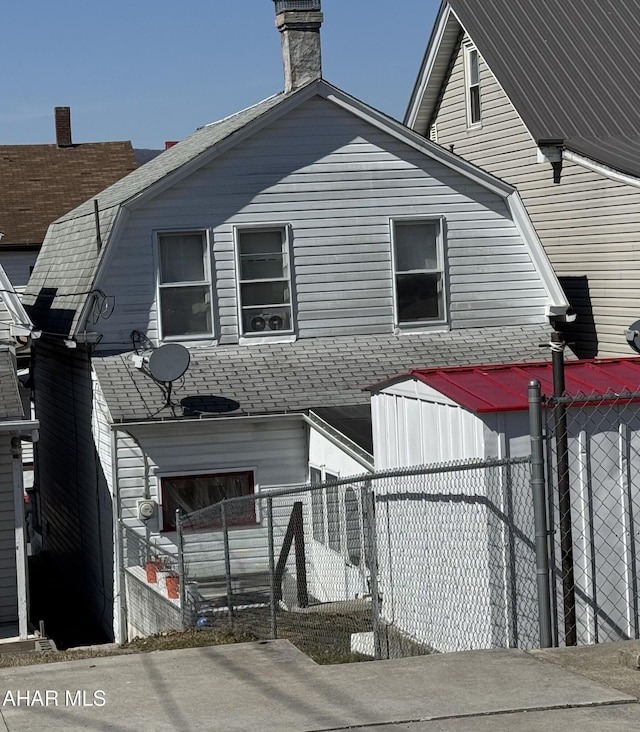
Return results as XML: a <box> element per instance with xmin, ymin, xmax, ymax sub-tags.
<box><xmin>144</xmin><ymin>560</ymin><xmax>163</xmax><ymax>583</ymax></box>
<box><xmin>165</xmin><ymin>574</ymin><xmax>180</xmax><ymax>600</ymax></box>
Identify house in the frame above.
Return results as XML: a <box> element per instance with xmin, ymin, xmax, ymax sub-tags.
<box><xmin>0</xmin><ymin>265</ymin><xmax>39</xmax><ymax>641</ymax></box>
<box><xmin>0</xmin><ymin>107</ymin><xmax>138</xmax><ymax>290</ymax></box>
<box><xmin>405</xmin><ymin>0</ymin><xmax>640</xmax><ymax>358</ymax></box>
<box><xmin>22</xmin><ymin>1</ymin><xmax>572</xmax><ymax>642</ymax></box>
<box><xmin>367</xmin><ymin>358</ymin><xmax>640</xmax><ymax>651</ymax></box>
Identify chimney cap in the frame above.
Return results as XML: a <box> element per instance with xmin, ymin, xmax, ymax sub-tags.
<box><xmin>274</xmin><ymin>1</ymin><xmax>321</xmax><ymax>12</ymax></box>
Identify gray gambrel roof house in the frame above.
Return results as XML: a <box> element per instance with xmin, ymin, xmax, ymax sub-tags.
<box><xmin>23</xmin><ymin>78</ymin><xmax>570</xmax><ymax>341</ymax></box>
<box><xmin>406</xmin><ymin>0</ymin><xmax>640</xmax><ymax>178</ymax></box>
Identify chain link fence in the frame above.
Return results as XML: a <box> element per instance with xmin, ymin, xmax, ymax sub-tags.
<box><xmin>543</xmin><ymin>388</ymin><xmax>640</xmax><ymax>648</ymax></box>
<box><xmin>169</xmin><ymin>457</ymin><xmax>537</xmax><ymax>661</ymax></box>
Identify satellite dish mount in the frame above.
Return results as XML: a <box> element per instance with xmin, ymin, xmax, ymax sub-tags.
<box><xmin>147</xmin><ymin>343</ymin><xmax>191</xmax><ymax>409</ymax></box>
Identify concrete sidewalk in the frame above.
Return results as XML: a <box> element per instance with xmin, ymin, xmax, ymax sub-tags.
<box><xmin>0</xmin><ymin>640</ymin><xmax>639</xmax><ymax>731</ymax></box>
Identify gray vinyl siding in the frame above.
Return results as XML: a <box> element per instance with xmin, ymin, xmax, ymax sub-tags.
<box><xmin>116</xmin><ymin>418</ymin><xmax>307</xmax><ymax>574</ymax></box>
<box><xmin>95</xmin><ymin>96</ymin><xmax>549</xmax><ymax>351</ymax></box>
<box><xmin>32</xmin><ymin>339</ymin><xmax>115</xmax><ymax>637</ymax></box>
<box><xmin>0</xmin><ymin>442</ymin><xmax>17</xmax><ymax>623</ymax></box>
<box><xmin>428</xmin><ymin>38</ymin><xmax>640</xmax><ymax>357</ymax></box>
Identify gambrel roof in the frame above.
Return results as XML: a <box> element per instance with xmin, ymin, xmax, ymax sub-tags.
<box><xmin>23</xmin><ymin>79</ymin><xmax>570</xmax><ymax>337</ymax></box>
<box><xmin>406</xmin><ymin>0</ymin><xmax>640</xmax><ymax>178</ymax></box>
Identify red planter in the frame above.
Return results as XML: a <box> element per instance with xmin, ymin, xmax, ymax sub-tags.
<box><xmin>145</xmin><ymin>561</ymin><xmax>163</xmax><ymax>583</ymax></box>
<box><xmin>165</xmin><ymin>574</ymin><xmax>180</xmax><ymax>600</ymax></box>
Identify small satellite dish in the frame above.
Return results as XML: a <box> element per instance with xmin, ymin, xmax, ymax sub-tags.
<box><xmin>625</xmin><ymin>320</ymin><xmax>640</xmax><ymax>355</ymax></box>
<box><xmin>148</xmin><ymin>343</ymin><xmax>190</xmax><ymax>383</ymax></box>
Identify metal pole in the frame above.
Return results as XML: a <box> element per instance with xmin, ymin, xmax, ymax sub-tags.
<box><xmin>267</xmin><ymin>496</ymin><xmax>278</xmax><ymax>639</ymax></box>
<box><xmin>551</xmin><ymin>331</ymin><xmax>577</xmax><ymax>645</ymax></box>
<box><xmin>363</xmin><ymin>483</ymin><xmax>384</xmax><ymax>660</ymax></box>
<box><xmin>176</xmin><ymin>509</ymin><xmax>187</xmax><ymax>628</ymax></box>
<box><xmin>221</xmin><ymin>501</ymin><xmax>234</xmax><ymax>620</ymax></box>
<box><xmin>528</xmin><ymin>380</ymin><xmax>553</xmax><ymax>648</ymax></box>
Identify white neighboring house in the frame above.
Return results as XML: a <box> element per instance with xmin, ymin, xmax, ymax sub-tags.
<box><xmin>0</xmin><ymin>264</ymin><xmax>39</xmax><ymax>641</ymax></box>
<box><xmin>368</xmin><ymin>358</ymin><xmax>640</xmax><ymax>652</ymax></box>
<box><xmin>22</xmin><ymin>5</ymin><xmax>572</xmax><ymax>642</ymax></box>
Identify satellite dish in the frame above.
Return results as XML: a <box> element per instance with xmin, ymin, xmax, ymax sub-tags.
<box><xmin>625</xmin><ymin>320</ymin><xmax>640</xmax><ymax>354</ymax></box>
<box><xmin>148</xmin><ymin>343</ymin><xmax>190</xmax><ymax>383</ymax></box>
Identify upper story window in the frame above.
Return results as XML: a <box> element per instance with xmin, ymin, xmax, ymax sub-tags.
<box><xmin>392</xmin><ymin>218</ymin><xmax>447</xmax><ymax>326</ymax></box>
<box><xmin>236</xmin><ymin>226</ymin><xmax>293</xmax><ymax>336</ymax></box>
<box><xmin>157</xmin><ymin>231</ymin><xmax>213</xmax><ymax>339</ymax></box>
<box><xmin>464</xmin><ymin>44</ymin><xmax>481</xmax><ymax>127</ymax></box>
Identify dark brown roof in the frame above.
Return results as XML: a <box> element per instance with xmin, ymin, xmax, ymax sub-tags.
<box><xmin>430</xmin><ymin>0</ymin><xmax>640</xmax><ymax>177</ymax></box>
<box><xmin>0</xmin><ymin>141</ymin><xmax>138</xmax><ymax>246</ymax></box>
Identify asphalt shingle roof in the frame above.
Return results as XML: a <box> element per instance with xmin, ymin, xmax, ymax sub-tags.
<box><xmin>447</xmin><ymin>0</ymin><xmax>640</xmax><ymax>177</ymax></box>
<box><xmin>22</xmin><ymin>92</ymin><xmax>290</xmax><ymax>336</ymax></box>
<box><xmin>93</xmin><ymin>325</ymin><xmax>561</xmax><ymax>424</ymax></box>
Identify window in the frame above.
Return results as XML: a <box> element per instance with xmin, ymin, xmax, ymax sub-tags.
<box><xmin>157</xmin><ymin>232</ymin><xmax>212</xmax><ymax>338</ymax></box>
<box><xmin>161</xmin><ymin>470</ymin><xmax>254</xmax><ymax>531</ymax></box>
<box><xmin>465</xmin><ymin>45</ymin><xmax>481</xmax><ymax>126</ymax></box>
<box><xmin>393</xmin><ymin>219</ymin><xmax>446</xmax><ymax>325</ymax></box>
<box><xmin>236</xmin><ymin>227</ymin><xmax>293</xmax><ymax>335</ymax></box>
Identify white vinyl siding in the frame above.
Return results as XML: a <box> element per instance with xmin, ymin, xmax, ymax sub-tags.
<box><xmin>95</xmin><ymin>96</ymin><xmax>550</xmax><ymax>350</ymax></box>
<box><xmin>427</xmin><ymin>36</ymin><xmax>640</xmax><ymax>357</ymax></box>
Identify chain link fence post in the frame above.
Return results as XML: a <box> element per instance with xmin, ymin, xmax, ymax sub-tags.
<box><xmin>221</xmin><ymin>500</ymin><xmax>234</xmax><ymax>621</ymax></box>
<box><xmin>363</xmin><ymin>482</ymin><xmax>384</xmax><ymax>660</ymax></box>
<box><xmin>267</xmin><ymin>495</ymin><xmax>278</xmax><ymax>640</ymax></box>
<box><xmin>176</xmin><ymin>509</ymin><xmax>187</xmax><ymax>628</ymax></box>
<box><xmin>528</xmin><ymin>379</ymin><xmax>553</xmax><ymax>648</ymax></box>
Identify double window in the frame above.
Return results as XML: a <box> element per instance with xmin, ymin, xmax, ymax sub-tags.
<box><xmin>465</xmin><ymin>44</ymin><xmax>481</xmax><ymax>126</ymax></box>
<box><xmin>236</xmin><ymin>226</ymin><xmax>293</xmax><ymax>336</ymax></box>
<box><xmin>157</xmin><ymin>232</ymin><xmax>213</xmax><ymax>339</ymax></box>
<box><xmin>392</xmin><ymin>218</ymin><xmax>446</xmax><ymax>326</ymax></box>
<box><xmin>161</xmin><ymin>470</ymin><xmax>255</xmax><ymax>531</ymax></box>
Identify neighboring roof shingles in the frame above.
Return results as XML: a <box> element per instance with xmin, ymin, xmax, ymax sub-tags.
<box><xmin>441</xmin><ymin>0</ymin><xmax>640</xmax><ymax>177</ymax></box>
<box><xmin>22</xmin><ymin>92</ymin><xmax>289</xmax><ymax>336</ymax></box>
<box><xmin>0</xmin><ymin>348</ymin><xmax>24</xmax><ymax>420</ymax></box>
<box><xmin>93</xmin><ymin>325</ymin><xmax>561</xmax><ymax>423</ymax></box>
<box><xmin>0</xmin><ymin>142</ymin><xmax>137</xmax><ymax>245</ymax></box>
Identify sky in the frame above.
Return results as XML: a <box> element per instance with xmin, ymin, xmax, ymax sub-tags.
<box><xmin>0</xmin><ymin>1</ymin><xmax>440</xmax><ymax>150</ymax></box>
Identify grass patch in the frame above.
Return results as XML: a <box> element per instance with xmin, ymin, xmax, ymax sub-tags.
<box><xmin>0</xmin><ymin>605</ymin><xmax>374</xmax><ymax>668</ymax></box>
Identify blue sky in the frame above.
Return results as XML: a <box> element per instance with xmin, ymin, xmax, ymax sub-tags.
<box><xmin>0</xmin><ymin>1</ymin><xmax>440</xmax><ymax>149</ymax></box>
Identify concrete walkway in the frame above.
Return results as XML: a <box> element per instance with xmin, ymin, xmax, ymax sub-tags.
<box><xmin>0</xmin><ymin>640</ymin><xmax>639</xmax><ymax>731</ymax></box>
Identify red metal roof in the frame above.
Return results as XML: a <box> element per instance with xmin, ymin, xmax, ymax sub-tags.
<box><xmin>371</xmin><ymin>359</ymin><xmax>640</xmax><ymax>413</ymax></box>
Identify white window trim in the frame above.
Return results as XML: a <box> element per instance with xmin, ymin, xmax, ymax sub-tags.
<box><xmin>155</xmin><ymin>229</ymin><xmax>214</xmax><ymax>342</ymax></box>
<box><xmin>390</xmin><ymin>216</ymin><xmax>448</xmax><ymax>329</ymax></box>
<box><xmin>156</xmin><ymin>465</ymin><xmax>259</xmax><ymax>532</ymax></box>
<box><xmin>234</xmin><ymin>223</ymin><xmax>295</xmax><ymax>338</ymax></box>
<box><xmin>464</xmin><ymin>42</ymin><xmax>482</xmax><ymax>129</ymax></box>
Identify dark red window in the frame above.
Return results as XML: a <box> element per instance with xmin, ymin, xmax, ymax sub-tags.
<box><xmin>161</xmin><ymin>471</ymin><xmax>255</xmax><ymax>531</ymax></box>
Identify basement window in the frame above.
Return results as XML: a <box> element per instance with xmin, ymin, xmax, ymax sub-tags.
<box><xmin>157</xmin><ymin>231</ymin><xmax>213</xmax><ymax>339</ymax></box>
<box><xmin>392</xmin><ymin>218</ymin><xmax>447</xmax><ymax>326</ymax></box>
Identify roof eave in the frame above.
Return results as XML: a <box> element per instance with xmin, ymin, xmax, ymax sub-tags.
<box><xmin>404</xmin><ymin>2</ymin><xmax>459</xmax><ymax>130</ymax></box>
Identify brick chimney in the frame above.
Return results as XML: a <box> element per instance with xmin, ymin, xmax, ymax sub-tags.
<box><xmin>55</xmin><ymin>107</ymin><xmax>73</xmax><ymax>147</ymax></box>
<box><xmin>274</xmin><ymin>1</ymin><xmax>323</xmax><ymax>92</ymax></box>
